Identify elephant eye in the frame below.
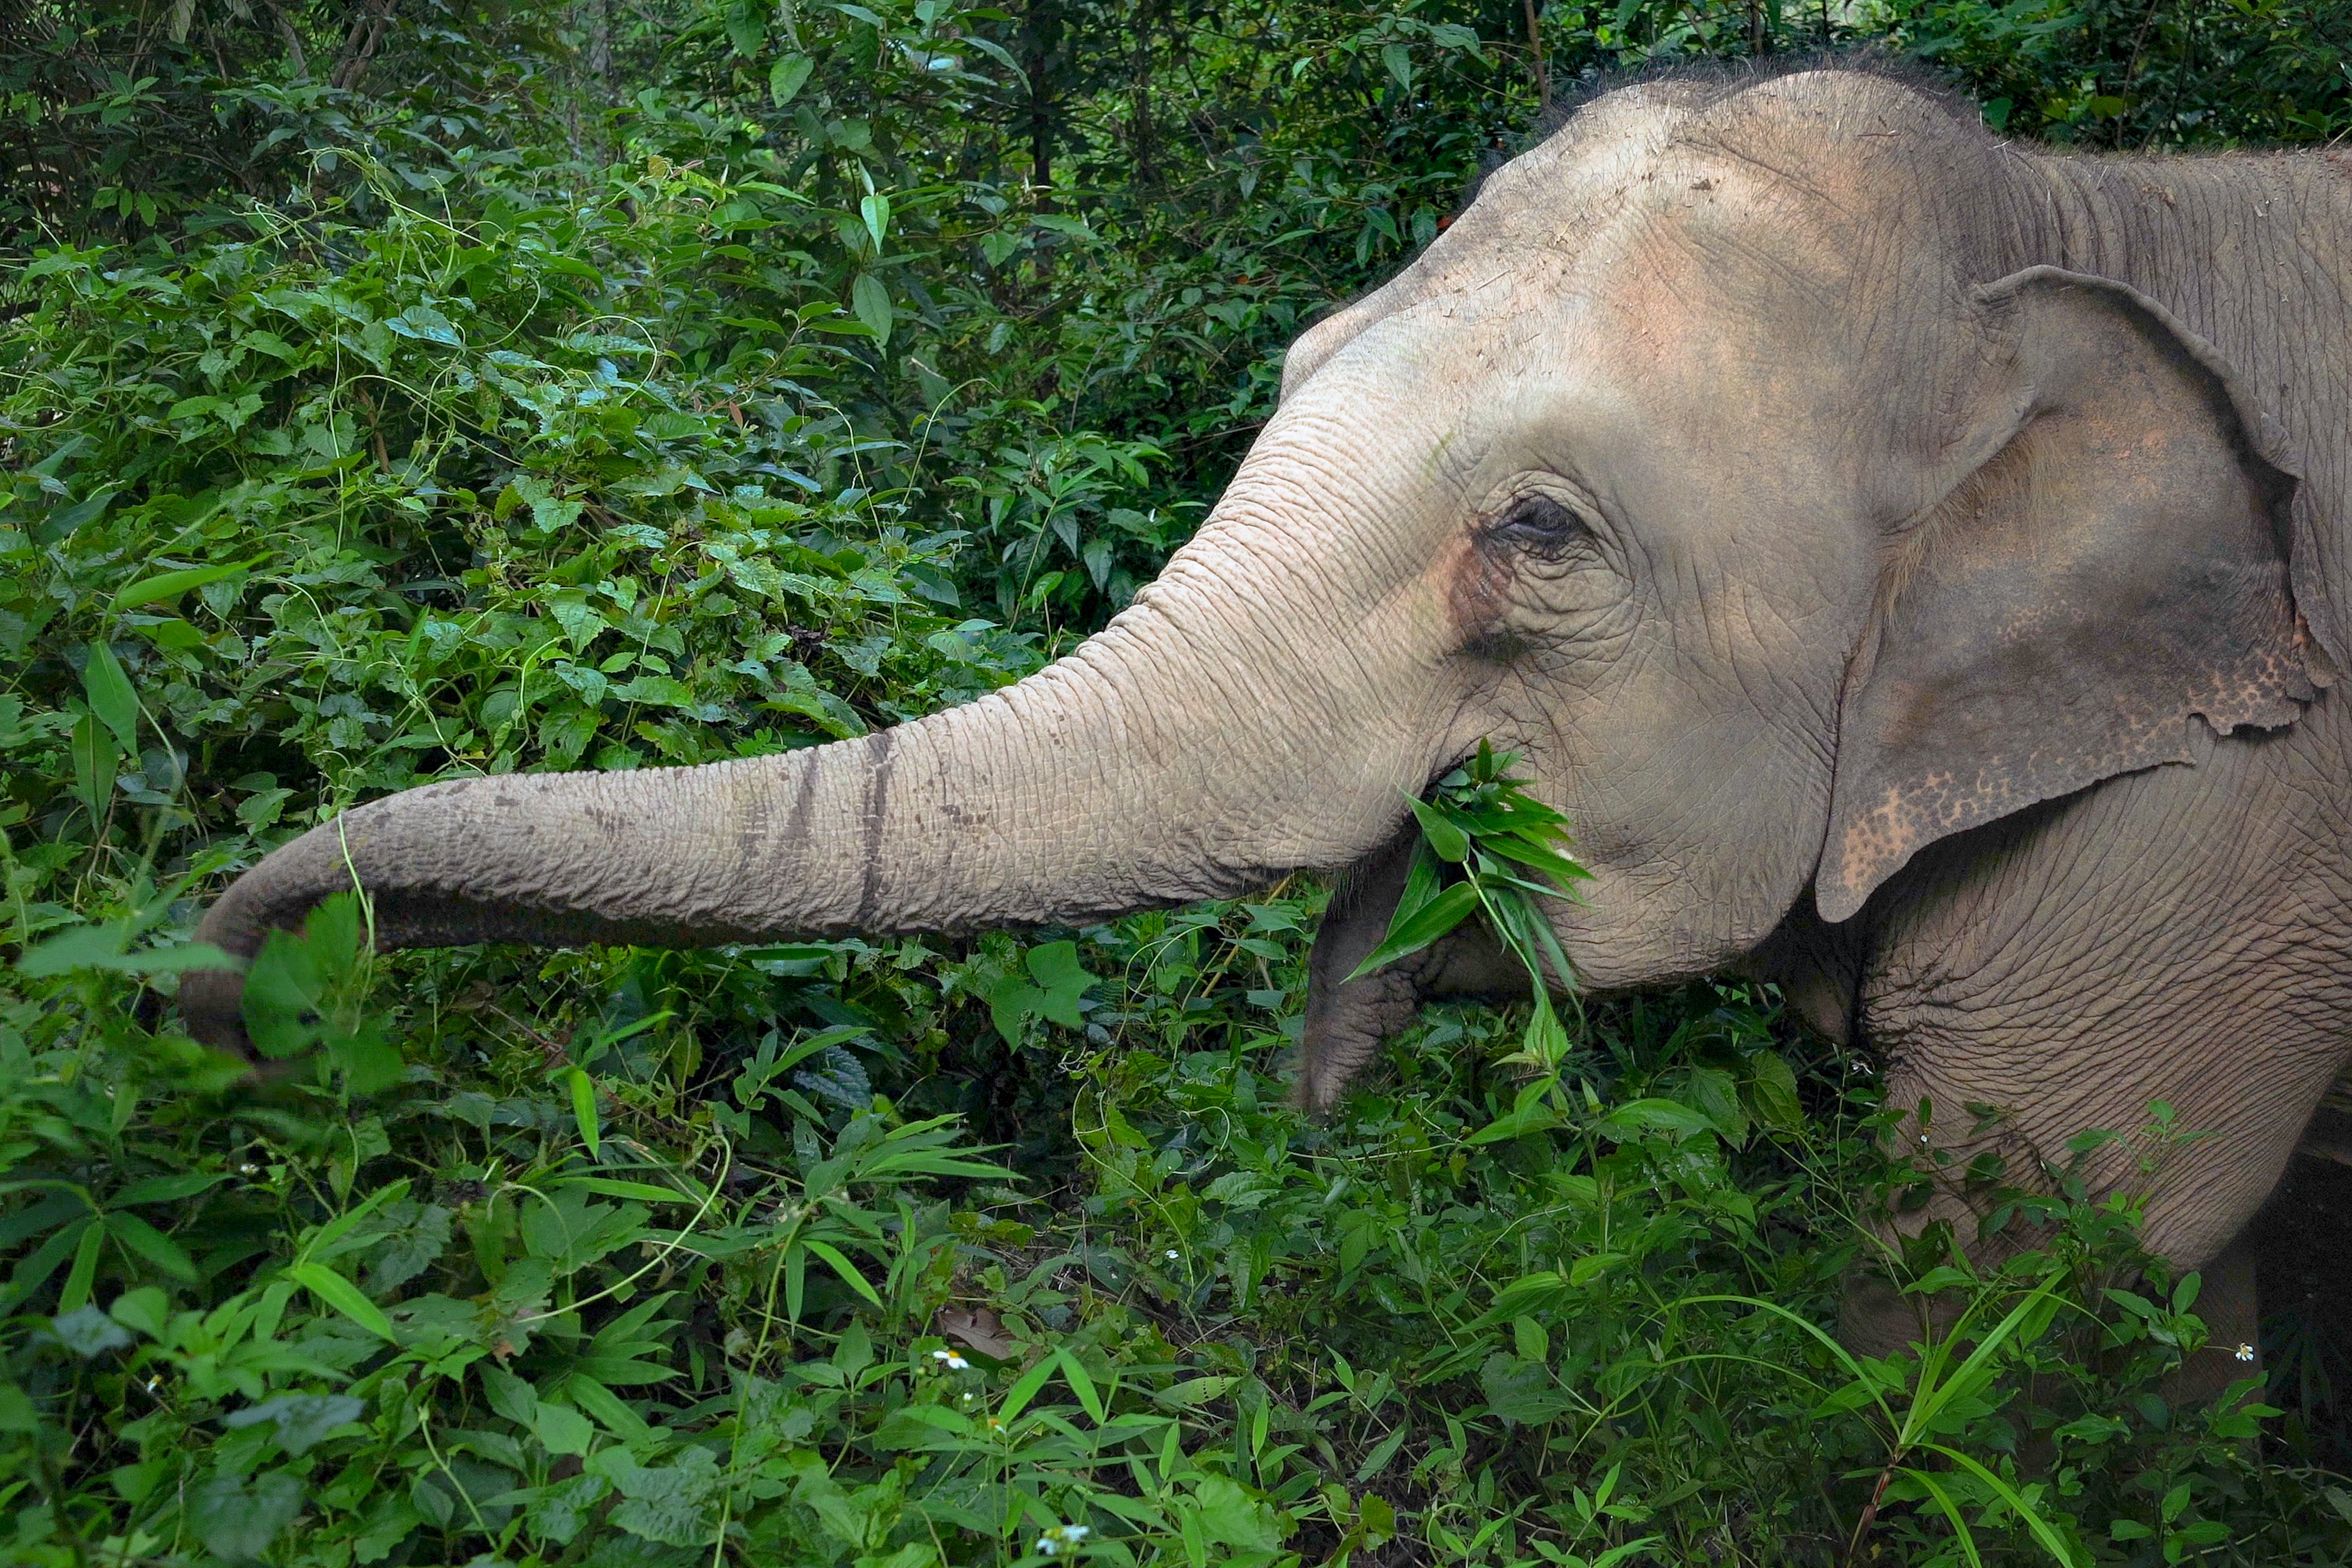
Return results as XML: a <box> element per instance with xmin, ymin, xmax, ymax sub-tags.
<box><xmin>1488</xmin><ymin>494</ymin><xmax>1590</xmax><ymax>559</ymax></box>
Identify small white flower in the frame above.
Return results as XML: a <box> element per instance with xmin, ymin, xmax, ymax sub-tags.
<box><xmin>1165</xmin><ymin>1250</ymin><xmax>1179</xmax><ymax>1260</ymax></box>
<box><xmin>2235</xmin><ymin>1343</ymin><xmax>2257</xmax><ymax>1362</ymax></box>
<box><xmin>931</xmin><ymin>1348</ymin><xmax>953</xmax><ymax>1362</ymax></box>
<box><xmin>946</xmin><ymin>1353</ymin><xmax>969</xmax><ymax>1369</ymax></box>
<box><xmin>238</xmin><ymin>1162</ymin><xmax>260</xmax><ymax>1176</ymax></box>
<box><xmin>1035</xmin><ymin>1524</ymin><xmax>1091</xmax><ymax>1556</ymax></box>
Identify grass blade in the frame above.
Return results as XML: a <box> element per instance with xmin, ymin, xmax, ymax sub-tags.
<box><xmin>289</xmin><ymin>1262</ymin><xmax>395</xmax><ymax>1341</ymax></box>
<box><xmin>567</xmin><ymin>1067</ymin><xmax>601</xmax><ymax>1160</ymax></box>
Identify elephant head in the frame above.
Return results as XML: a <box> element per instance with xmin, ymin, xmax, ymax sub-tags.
<box><xmin>185</xmin><ymin>67</ymin><xmax>2324</xmax><ymax>1114</ymax></box>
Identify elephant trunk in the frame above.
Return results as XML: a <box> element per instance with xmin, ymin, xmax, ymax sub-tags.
<box><xmin>182</xmin><ymin>455</ymin><xmax>1451</xmax><ymax>1051</ymax></box>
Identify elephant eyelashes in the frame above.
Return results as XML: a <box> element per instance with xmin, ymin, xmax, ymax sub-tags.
<box><xmin>1487</xmin><ymin>494</ymin><xmax>1591</xmax><ymax>560</ymax></box>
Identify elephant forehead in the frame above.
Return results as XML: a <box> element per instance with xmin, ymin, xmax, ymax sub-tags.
<box><xmin>1426</xmin><ymin>69</ymin><xmax>1967</xmax><ymax>318</ymax></box>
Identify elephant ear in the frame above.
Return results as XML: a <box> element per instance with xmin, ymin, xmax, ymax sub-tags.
<box><xmin>1816</xmin><ymin>266</ymin><xmax>2320</xmax><ymax>923</ymax></box>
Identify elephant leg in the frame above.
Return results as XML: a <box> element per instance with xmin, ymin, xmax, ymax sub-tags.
<box><xmin>2172</xmin><ymin>1232</ymin><xmax>2261</xmax><ymax>1403</ymax></box>
<box><xmin>1846</xmin><ymin>773</ymin><xmax>2352</xmax><ymax>1394</ymax></box>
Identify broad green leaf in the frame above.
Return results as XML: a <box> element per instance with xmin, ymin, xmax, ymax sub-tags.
<box><xmin>112</xmin><ymin>557</ymin><xmax>258</xmax><ymax>610</ymax></box>
<box><xmin>1479</xmin><ymin>1352</ymin><xmax>1573</xmax><ymax>1426</ymax></box>
<box><xmin>326</xmin><ymin>1019</ymin><xmax>403</xmax><ymax>1096</ymax></box>
<box><xmin>1597</xmin><ymin>1098</ymin><xmax>1718</xmax><ymax>1141</ymax></box>
<box><xmin>242</xmin><ymin>925</ymin><xmax>326</xmax><ymax>1059</ymax></box>
<box><xmin>1380</xmin><ymin>41</ymin><xmax>1414</xmax><ymax>91</ymax></box>
<box><xmin>82</xmin><ymin>641</ymin><xmax>139</xmax><ymax>755</ymax></box>
<box><xmin>1192</xmin><ymin>1474</ymin><xmax>1283</xmax><ymax>1551</ymax></box>
<box><xmin>723</xmin><ymin>0</ymin><xmax>763</xmax><ymax>55</ymax></box>
<box><xmin>1475</xmin><ymin>832</ymin><xmax>1590</xmax><ymax>886</ymax></box>
<box><xmin>104</xmin><ymin>1212</ymin><xmax>199</xmax><ymax>1281</ymax></box>
<box><xmin>1056</xmin><ymin>1347</ymin><xmax>1105</xmax><ymax>1424</ymax></box>
<box><xmin>1024</xmin><ymin>940</ymin><xmax>1098</xmax><ymax>1022</ymax></box>
<box><xmin>1343</xmin><ymin>880</ymin><xmax>1477</xmax><ymax>982</ymax></box>
<box><xmin>1567</xmin><ymin>1251</ymin><xmax>1629</xmax><ymax>1287</ymax></box>
<box><xmin>69</xmin><ymin>712</ymin><xmax>115</xmax><ymax>815</ymax></box>
<box><xmin>288</xmin><ymin>1262</ymin><xmax>395</xmax><ymax>1340</ymax></box>
<box><xmin>998</xmin><ymin>1355</ymin><xmax>1058</xmax><ymax>1424</ymax></box>
<box><xmin>15</xmin><ymin>922</ymin><xmax>234</xmax><ymax>978</ymax></box>
<box><xmin>222</xmin><ymin>1393</ymin><xmax>367</xmax><ymax>1456</ymax></box>
<box><xmin>534</xmin><ymin>1401</ymin><xmax>595</xmax><ymax>1456</ymax></box>
<box><xmin>48</xmin><ymin>1304</ymin><xmax>133</xmax><ymax>1357</ymax></box>
<box><xmin>769</xmin><ymin>53</ymin><xmax>814</xmax><ymax>104</ymax></box>
<box><xmin>1392</xmin><ymin>838</ymin><xmax>1442</xmax><ymax>926</ymax></box>
<box><xmin>188</xmin><ymin>1471</ymin><xmax>302</xmax><ymax>1561</ymax></box>
<box><xmin>851</xmin><ymin>273</ymin><xmax>892</xmax><ymax>347</ymax></box>
<box><xmin>1466</xmin><ymin>1080</ymin><xmax>1566</xmax><ymax>1145</ymax></box>
<box><xmin>802</xmin><ymin>1238</ymin><xmax>881</xmax><ymax>1306</ymax></box>
<box><xmin>567</xmin><ymin>1067</ymin><xmax>601</xmax><ymax>1159</ymax></box>
<box><xmin>1403</xmin><ymin>793</ymin><xmax>1469</xmax><ymax>861</ymax></box>
<box><xmin>384</xmin><ymin>304</ymin><xmax>461</xmax><ymax>347</ymax></box>
<box><xmin>1745</xmin><ymin>1052</ymin><xmax>1804</xmax><ymax>1133</ymax></box>
<box><xmin>49</xmin><ymin>484</ymin><xmax>118</xmax><ymax>537</ymax></box>
<box><xmin>558</xmin><ymin>1177</ymin><xmax>698</xmax><ymax>1204</ymax></box>
<box><xmin>59</xmin><ymin>1222</ymin><xmax>107</xmax><ymax>1313</ymax></box>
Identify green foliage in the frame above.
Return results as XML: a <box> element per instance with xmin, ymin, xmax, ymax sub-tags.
<box><xmin>4</xmin><ymin>0</ymin><xmax>2352</xmax><ymax>1563</ymax></box>
<box><xmin>1349</xmin><ymin>740</ymin><xmax>1594</xmax><ymax>1130</ymax></box>
<box><xmin>1875</xmin><ymin>0</ymin><xmax>2352</xmax><ymax>146</ymax></box>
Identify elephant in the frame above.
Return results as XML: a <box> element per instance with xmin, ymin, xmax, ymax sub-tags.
<box><xmin>186</xmin><ymin>60</ymin><xmax>2352</xmax><ymax>1375</ymax></box>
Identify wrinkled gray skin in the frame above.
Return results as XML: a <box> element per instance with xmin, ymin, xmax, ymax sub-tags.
<box><xmin>189</xmin><ymin>67</ymin><xmax>2352</xmax><ymax>1382</ymax></box>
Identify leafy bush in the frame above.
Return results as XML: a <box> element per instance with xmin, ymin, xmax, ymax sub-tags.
<box><xmin>3</xmin><ymin>0</ymin><xmax>2351</xmax><ymax>1565</ymax></box>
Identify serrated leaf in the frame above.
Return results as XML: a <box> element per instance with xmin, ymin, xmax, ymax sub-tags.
<box><xmin>607</xmin><ymin>1446</ymin><xmax>721</xmax><ymax>1545</ymax></box>
<box><xmin>526</xmin><ymin>1472</ymin><xmax>610</xmax><ymax>1545</ymax></box>
<box><xmin>1745</xmin><ymin>1052</ymin><xmax>1804</xmax><ymax>1133</ymax></box>
<box><xmin>723</xmin><ymin>0</ymin><xmax>763</xmax><ymax>56</ymax></box>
